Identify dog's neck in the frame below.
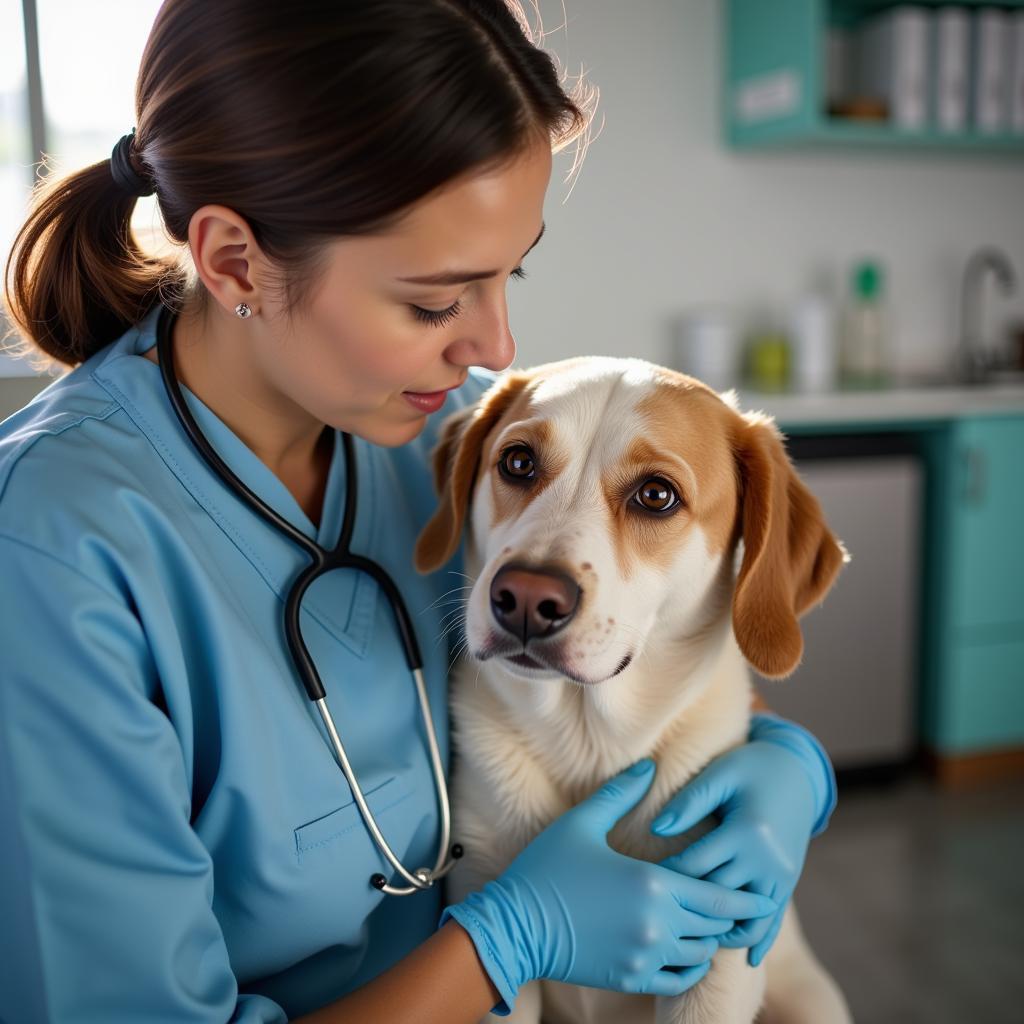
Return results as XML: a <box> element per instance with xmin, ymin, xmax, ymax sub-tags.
<box><xmin>458</xmin><ymin>608</ymin><xmax>752</xmax><ymax>803</ymax></box>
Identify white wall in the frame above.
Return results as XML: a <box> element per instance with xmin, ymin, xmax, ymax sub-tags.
<box><xmin>509</xmin><ymin>0</ymin><xmax>1024</xmax><ymax>376</ymax></box>
<box><xmin>3</xmin><ymin>0</ymin><xmax>1023</xmax><ymax>419</ymax></box>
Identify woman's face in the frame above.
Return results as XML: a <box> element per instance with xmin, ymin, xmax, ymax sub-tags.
<box><xmin>253</xmin><ymin>136</ymin><xmax>553</xmax><ymax>449</ymax></box>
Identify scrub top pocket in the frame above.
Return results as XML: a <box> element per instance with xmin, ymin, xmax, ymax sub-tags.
<box><xmin>294</xmin><ymin>774</ymin><xmax>414</xmax><ymax>866</ymax></box>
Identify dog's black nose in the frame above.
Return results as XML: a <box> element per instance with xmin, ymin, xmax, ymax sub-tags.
<box><xmin>490</xmin><ymin>564</ymin><xmax>580</xmax><ymax>643</ymax></box>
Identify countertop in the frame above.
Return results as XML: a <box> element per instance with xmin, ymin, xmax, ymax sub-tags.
<box><xmin>734</xmin><ymin>379</ymin><xmax>1024</xmax><ymax>430</ymax></box>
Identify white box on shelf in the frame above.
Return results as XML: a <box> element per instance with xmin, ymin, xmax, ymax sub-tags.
<box><xmin>971</xmin><ymin>6</ymin><xmax>1011</xmax><ymax>133</ymax></box>
<box><xmin>1010</xmin><ymin>10</ymin><xmax>1024</xmax><ymax>134</ymax></box>
<box><xmin>856</xmin><ymin>5</ymin><xmax>931</xmax><ymax>130</ymax></box>
<box><xmin>934</xmin><ymin>6</ymin><xmax>970</xmax><ymax>133</ymax></box>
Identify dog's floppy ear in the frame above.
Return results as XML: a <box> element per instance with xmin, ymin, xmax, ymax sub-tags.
<box><xmin>731</xmin><ymin>414</ymin><xmax>848</xmax><ymax>679</ymax></box>
<box><xmin>414</xmin><ymin>371</ymin><xmax>532</xmax><ymax>574</ymax></box>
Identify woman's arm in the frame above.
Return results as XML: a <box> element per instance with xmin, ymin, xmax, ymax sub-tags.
<box><xmin>291</xmin><ymin>920</ymin><xmax>501</xmax><ymax>1024</ymax></box>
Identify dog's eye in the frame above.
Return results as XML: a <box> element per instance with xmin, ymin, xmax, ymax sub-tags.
<box><xmin>498</xmin><ymin>445</ymin><xmax>535</xmax><ymax>481</ymax></box>
<box><xmin>633</xmin><ymin>478</ymin><xmax>679</xmax><ymax>514</ymax></box>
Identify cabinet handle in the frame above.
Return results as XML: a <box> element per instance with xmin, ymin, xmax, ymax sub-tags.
<box><xmin>961</xmin><ymin>447</ymin><xmax>987</xmax><ymax>505</ymax></box>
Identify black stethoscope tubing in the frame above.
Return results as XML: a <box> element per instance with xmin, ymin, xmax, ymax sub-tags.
<box><xmin>154</xmin><ymin>303</ymin><xmax>460</xmax><ymax>895</ymax></box>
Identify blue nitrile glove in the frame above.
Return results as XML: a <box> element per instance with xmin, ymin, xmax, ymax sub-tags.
<box><xmin>439</xmin><ymin>757</ymin><xmax>780</xmax><ymax>1016</ymax></box>
<box><xmin>649</xmin><ymin>713</ymin><xmax>837</xmax><ymax>968</ymax></box>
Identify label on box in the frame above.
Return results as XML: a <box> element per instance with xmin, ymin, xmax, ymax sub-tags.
<box><xmin>735</xmin><ymin>69</ymin><xmax>802</xmax><ymax>124</ymax></box>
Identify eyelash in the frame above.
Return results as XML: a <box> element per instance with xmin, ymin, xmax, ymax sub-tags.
<box><xmin>411</xmin><ymin>265</ymin><xmax>527</xmax><ymax>327</ymax></box>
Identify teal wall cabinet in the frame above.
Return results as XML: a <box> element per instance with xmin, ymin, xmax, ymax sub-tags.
<box><xmin>724</xmin><ymin>0</ymin><xmax>1024</xmax><ymax>153</ymax></box>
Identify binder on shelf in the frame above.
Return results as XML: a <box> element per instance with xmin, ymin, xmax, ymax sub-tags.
<box><xmin>971</xmin><ymin>6</ymin><xmax>1011</xmax><ymax>133</ymax></box>
<box><xmin>826</xmin><ymin>26</ymin><xmax>852</xmax><ymax>110</ymax></box>
<box><xmin>934</xmin><ymin>6</ymin><xmax>970</xmax><ymax>134</ymax></box>
<box><xmin>1011</xmin><ymin>10</ymin><xmax>1024</xmax><ymax>134</ymax></box>
<box><xmin>856</xmin><ymin>5</ymin><xmax>931</xmax><ymax>130</ymax></box>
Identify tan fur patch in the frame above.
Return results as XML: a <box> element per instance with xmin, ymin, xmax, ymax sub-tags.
<box><xmin>486</xmin><ymin>412</ymin><xmax>569</xmax><ymax>531</ymax></box>
<box><xmin>597</xmin><ymin>374</ymin><xmax>740</xmax><ymax>580</ymax></box>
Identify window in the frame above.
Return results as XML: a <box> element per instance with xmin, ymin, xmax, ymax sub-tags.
<box><xmin>1</xmin><ymin>0</ymin><xmax>32</xmax><ymax>377</ymax></box>
<box><xmin>1</xmin><ymin>0</ymin><xmax>164</xmax><ymax>376</ymax></box>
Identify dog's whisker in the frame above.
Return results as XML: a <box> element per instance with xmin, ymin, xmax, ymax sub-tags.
<box><xmin>443</xmin><ymin>637</ymin><xmax>457</xmax><ymax>665</ymax></box>
<box><xmin>438</xmin><ymin>626</ymin><xmax>466</xmax><ymax>649</ymax></box>
<box><xmin>447</xmin><ymin>635</ymin><xmax>471</xmax><ymax>674</ymax></box>
<box><xmin>437</xmin><ymin>617</ymin><xmax>467</xmax><ymax>647</ymax></box>
<box><xmin>417</xmin><ymin>586</ymin><xmax>474</xmax><ymax>615</ymax></box>
<box><xmin>438</xmin><ymin>623</ymin><xmax>464</xmax><ymax>642</ymax></box>
<box><xmin>435</xmin><ymin>604</ymin><xmax>470</xmax><ymax>626</ymax></box>
<box><xmin>439</xmin><ymin>603</ymin><xmax>467</xmax><ymax>623</ymax></box>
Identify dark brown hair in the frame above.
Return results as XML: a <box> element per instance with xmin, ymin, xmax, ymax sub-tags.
<box><xmin>3</xmin><ymin>0</ymin><xmax>596</xmax><ymax>370</ymax></box>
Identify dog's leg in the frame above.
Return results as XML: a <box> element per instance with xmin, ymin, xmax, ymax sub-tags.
<box><xmin>654</xmin><ymin>948</ymin><xmax>766</xmax><ymax>1024</ymax></box>
<box><xmin>757</xmin><ymin>902</ymin><xmax>852</xmax><ymax>1024</ymax></box>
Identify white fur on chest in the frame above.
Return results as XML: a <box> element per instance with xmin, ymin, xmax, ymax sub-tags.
<box><xmin>446</xmin><ymin>634</ymin><xmax>753</xmax><ymax>881</ymax></box>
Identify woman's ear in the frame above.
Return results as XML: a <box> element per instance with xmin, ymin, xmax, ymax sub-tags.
<box><xmin>414</xmin><ymin>372</ymin><xmax>532</xmax><ymax>574</ymax></box>
<box><xmin>731</xmin><ymin>413</ymin><xmax>849</xmax><ymax>678</ymax></box>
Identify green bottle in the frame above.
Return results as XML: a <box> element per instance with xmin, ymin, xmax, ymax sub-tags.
<box><xmin>839</xmin><ymin>260</ymin><xmax>888</xmax><ymax>389</ymax></box>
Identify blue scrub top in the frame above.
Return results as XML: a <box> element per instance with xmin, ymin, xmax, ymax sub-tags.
<box><xmin>0</xmin><ymin>302</ymin><xmax>498</xmax><ymax>1023</ymax></box>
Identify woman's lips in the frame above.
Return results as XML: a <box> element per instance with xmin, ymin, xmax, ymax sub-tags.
<box><xmin>402</xmin><ymin>379</ymin><xmax>463</xmax><ymax>413</ymax></box>
<box><xmin>402</xmin><ymin>389</ymin><xmax>450</xmax><ymax>413</ymax></box>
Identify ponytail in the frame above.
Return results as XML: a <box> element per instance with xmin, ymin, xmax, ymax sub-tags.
<box><xmin>3</xmin><ymin>153</ymin><xmax>186</xmax><ymax>371</ymax></box>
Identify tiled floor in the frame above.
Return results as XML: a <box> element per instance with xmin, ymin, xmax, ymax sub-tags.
<box><xmin>793</xmin><ymin>770</ymin><xmax>1024</xmax><ymax>1024</ymax></box>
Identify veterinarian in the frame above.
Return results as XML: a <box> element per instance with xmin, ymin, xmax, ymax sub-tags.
<box><xmin>0</xmin><ymin>2</ymin><xmax>837</xmax><ymax>1022</ymax></box>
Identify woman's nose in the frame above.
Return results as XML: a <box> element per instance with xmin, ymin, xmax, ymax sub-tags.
<box><xmin>446</xmin><ymin>292</ymin><xmax>516</xmax><ymax>372</ymax></box>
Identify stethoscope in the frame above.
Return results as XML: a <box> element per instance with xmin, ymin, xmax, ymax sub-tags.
<box><xmin>154</xmin><ymin>303</ymin><xmax>462</xmax><ymax>896</ymax></box>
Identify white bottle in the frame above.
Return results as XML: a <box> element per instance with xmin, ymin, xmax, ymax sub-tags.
<box><xmin>671</xmin><ymin>308</ymin><xmax>741</xmax><ymax>392</ymax></box>
<box><xmin>790</xmin><ymin>292</ymin><xmax>837</xmax><ymax>393</ymax></box>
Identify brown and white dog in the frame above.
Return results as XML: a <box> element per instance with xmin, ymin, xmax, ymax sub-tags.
<box><xmin>415</xmin><ymin>357</ymin><xmax>853</xmax><ymax>1024</ymax></box>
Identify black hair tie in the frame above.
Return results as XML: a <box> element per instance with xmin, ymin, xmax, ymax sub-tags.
<box><xmin>110</xmin><ymin>128</ymin><xmax>154</xmax><ymax>197</ymax></box>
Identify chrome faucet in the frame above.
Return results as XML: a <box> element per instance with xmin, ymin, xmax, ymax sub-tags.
<box><xmin>954</xmin><ymin>247</ymin><xmax>1018</xmax><ymax>384</ymax></box>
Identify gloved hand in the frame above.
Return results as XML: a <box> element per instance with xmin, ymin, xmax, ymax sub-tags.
<box><xmin>439</xmin><ymin>757</ymin><xmax>779</xmax><ymax>1016</ymax></box>
<box><xmin>649</xmin><ymin>713</ymin><xmax>837</xmax><ymax>968</ymax></box>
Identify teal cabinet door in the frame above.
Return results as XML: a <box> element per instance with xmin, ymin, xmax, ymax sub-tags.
<box><xmin>920</xmin><ymin>414</ymin><xmax>1024</xmax><ymax>755</ymax></box>
<box><xmin>943</xmin><ymin>639</ymin><xmax>1024</xmax><ymax>753</ymax></box>
<box><xmin>949</xmin><ymin>417</ymin><xmax>1024</xmax><ymax>634</ymax></box>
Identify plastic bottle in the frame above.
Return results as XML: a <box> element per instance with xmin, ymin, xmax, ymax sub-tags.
<box><xmin>839</xmin><ymin>260</ymin><xmax>888</xmax><ymax>388</ymax></box>
<box><xmin>790</xmin><ymin>291</ymin><xmax>838</xmax><ymax>393</ymax></box>
<box><xmin>745</xmin><ymin>325</ymin><xmax>790</xmax><ymax>393</ymax></box>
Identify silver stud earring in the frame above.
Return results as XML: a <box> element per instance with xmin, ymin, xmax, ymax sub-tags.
<box><xmin>235</xmin><ymin>302</ymin><xmax>252</xmax><ymax>319</ymax></box>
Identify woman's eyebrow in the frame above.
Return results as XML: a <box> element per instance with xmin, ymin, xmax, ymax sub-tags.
<box><xmin>396</xmin><ymin>222</ymin><xmax>545</xmax><ymax>285</ymax></box>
